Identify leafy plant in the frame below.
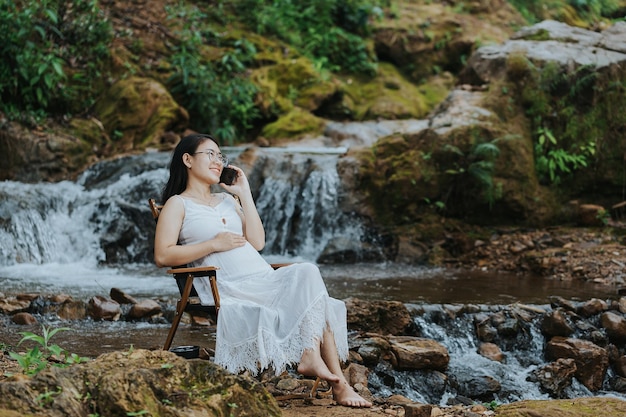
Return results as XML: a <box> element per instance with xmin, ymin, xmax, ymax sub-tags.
<box><xmin>534</xmin><ymin>125</ymin><xmax>593</xmax><ymax>184</ymax></box>
<box><xmin>442</xmin><ymin>138</ymin><xmax>503</xmax><ymax>209</ymax></box>
<box><xmin>596</xmin><ymin>208</ymin><xmax>610</xmax><ymax>226</ymax></box>
<box><xmin>484</xmin><ymin>399</ymin><xmax>500</xmax><ymax>410</ymax></box>
<box><xmin>0</xmin><ymin>0</ymin><xmax>113</xmax><ymax>119</ymax></box>
<box><xmin>8</xmin><ymin>325</ymin><xmax>90</xmax><ymax>376</ymax></box>
<box><xmin>36</xmin><ymin>386</ymin><xmax>63</xmax><ymax>407</ymax></box>
<box><xmin>515</xmin><ymin>59</ymin><xmax>620</xmax><ymax>186</ymax></box>
<box><xmin>232</xmin><ymin>0</ymin><xmax>381</xmax><ymax>74</ymax></box>
<box><xmin>508</xmin><ymin>0</ymin><xmax>620</xmax><ymax>24</ymax></box>
<box><xmin>165</xmin><ymin>2</ymin><xmax>261</xmax><ymax>143</ymax></box>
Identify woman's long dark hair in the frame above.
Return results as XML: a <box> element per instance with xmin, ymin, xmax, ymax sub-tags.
<box><xmin>161</xmin><ymin>133</ymin><xmax>217</xmax><ymax>203</ymax></box>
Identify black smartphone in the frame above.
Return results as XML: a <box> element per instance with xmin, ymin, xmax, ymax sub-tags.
<box><xmin>219</xmin><ymin>166</ymin><xmax>238</xmax><ymax>185</ymax></box>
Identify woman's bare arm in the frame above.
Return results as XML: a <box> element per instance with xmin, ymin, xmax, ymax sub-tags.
<box><xmin>154</xmin><ymin>196</ymin><xmax>246</xmax><ymax>267</ymax></box>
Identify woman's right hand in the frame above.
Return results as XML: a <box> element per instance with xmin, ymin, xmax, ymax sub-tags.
<box><xmin>211</xmin><ymin>232</ymin><xmax>247</xmax><ymax>253</ymax></box>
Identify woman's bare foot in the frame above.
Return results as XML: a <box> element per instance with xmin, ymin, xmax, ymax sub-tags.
<box><xmin>297</xmin><ymin>349</ymin><xmax>341</xmax><ymax>383</ymax></box>
<box><xmin>331</xmin><ymin>380</ymin><xmax>372</xmax><ymax>408</ymax></box>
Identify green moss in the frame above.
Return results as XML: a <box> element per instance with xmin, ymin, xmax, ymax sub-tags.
<box><xmin>340</xmin><ymin>63</ymin><xmax>441</xmax><ymax>120</ymax></box>
<box><xmin>518</xmin><ymin>28</ymin><xmax>551</xmax><ymax>41</ymax></box>
<box><xmin>261</xmin><ymin>107</ymin><xmax>325</xmax><ymax>141</ymax></box>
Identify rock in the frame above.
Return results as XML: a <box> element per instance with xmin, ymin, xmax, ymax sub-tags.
<box><xmin>56</xmin><ymin>300</ymin><xmax>87</xmax><ymax>320</ymax></box>
<box><xmin>0</xmin><ymin>297</ymin><xmax>31</xmax><ymax>315</ymax></box>
<box><xmin>127</xmin><ymin>299</ymin><xmax>162</xmax><ymax>320</ymax></box>
<box><xmin>541</xmin><ymin>309</ymin><xmax>575</xmax><ymax>337</ymax></box>
<box><xmin>388</xmin><ymin>336</ymin><xmax>449</xmax><ymax>371</ymax></box>
<box><xmin>110</xmin><ymin>288</ymin><xmax>137</xmax><ymax>305</ymax></box>
<box><xmin>531</xmin><ymin>358</ymin><xmax>577</xmax><ymax>397</ymax></box>
<box><xmin>354</xmin><ymin>336</ymin><xmax>392</xmax><ymax>364</ymax></box>
<box><xmin>0</xmin><ymin>349</ymin><xmax>281</xmax><ymax>417</ymax></box>
<box><xmin>578</xmin><ymin>204</ymin><xmax>607</xmax><ymax>227</ymax></box>
<box><xmin>478</xmin><ymin>342</ymin><xmax>504</xmax><ymax>362</ymax></box>
<box><xmin>346</xmin><ymin>298</ymin><xmax>413</xmax><ymax>335</ymax></box>
<box><xmin>93</xmin><ymin>76</ymin><xmax>189</xmax><ymax>151</ymax></box>
<box><xmin>463</xmin><ymin>20</ymin><xmax>626</xmax><ymax>84</ymax></box>
<box><xmin>403</xmin><ymin>402</ymin><xmax>433</xmax><ymax>417</ymax></box>
<box><xmin>600</xmin><ymin>311</ymin><xmax>626</xmax><ymax>343</ymax></box>
<box><xmin>578</xmin><ymin>298</ymin><xmax>608</xmax><ymax>317</ymax></box>
<box><xmin>495</xmin><ymin>397</ymin><xmax>626</xmax><ymax>417</ymax></box>
<box><xmin>11</xmin><ymin>312</ymin><xmax>37</xmax><ymax>325</ymax></box>
<box><xmin>87</xmin><ymin>296</ymin><xmax>121</xmax><ymax>321</ymax></box>
<box><xmin>455</xmin><ymin>375</ymin><xmax>501</xmax><ymax>401</ymax></box>
<box><xmin>545</xmin><ymin>336</ymin><xmax>609</xmax><ymax>391</ymax></box>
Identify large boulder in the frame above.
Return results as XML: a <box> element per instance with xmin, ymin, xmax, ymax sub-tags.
<box><xmin>545</xmin><ymin>336</ymin><xmax>609</xmax><ymax>392</ymax></box>
<box><xmin>0</xmin><ymin>349</ymin><xmax>281</xmax><ymax>417</ymax></box>
<box><xmin>93</xmin><ymin>76</ymin><xmax>188</xmax><ymax>151</ymax></box>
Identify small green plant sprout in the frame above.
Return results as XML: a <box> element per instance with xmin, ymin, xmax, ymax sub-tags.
<box><xmin>484</xmin><ymin>399</ymin><xmax>500</xmax><ymax>410</ymax></box>
<box><xmin>8</xmin><ymin>325</ymin><xmax>90</xmax><ymax>376</ymax></box>
<box><xmin>36</xmin><ymin>386</ymin><xmax>63</xmax><ymax>407</ymax></box>
<box><xmin>596</xmin><ymin>209</ymin><xmax>611</xmax><ymax>226</ymax></box>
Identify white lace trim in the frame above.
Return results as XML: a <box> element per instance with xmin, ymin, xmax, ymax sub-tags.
<box><xmin>214</xmin><ymin>295</ymin><xmax>348</xmax><ymax>375</ymax></box>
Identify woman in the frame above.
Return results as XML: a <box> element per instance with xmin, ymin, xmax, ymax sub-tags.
<box><xmin>154</xmin><ymin>133</ymin><xmax>371</xmax><ymax>408</ymax></box>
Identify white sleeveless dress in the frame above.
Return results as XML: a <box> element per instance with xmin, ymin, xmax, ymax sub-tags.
<box><xmin>174</xmin><ymin>194</ymin><xmax>348</xmax><ymax>375</ymax></box>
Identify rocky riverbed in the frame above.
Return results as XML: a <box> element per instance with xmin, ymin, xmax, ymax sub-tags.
<box><xmin>1</xmin><ymin>225</ymin><xmax>626</xmax><ymax>416</ymax></box>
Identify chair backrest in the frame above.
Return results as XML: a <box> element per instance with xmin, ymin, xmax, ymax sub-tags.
<box><xmin>149</xmin><ymin>198</ymin><xmax>162</xmax><ymax>222</ymax></box>
<box><xmin>148</xmin><ymin>198</ymin><xmax>201</xmax><ymax>298</ymax></box>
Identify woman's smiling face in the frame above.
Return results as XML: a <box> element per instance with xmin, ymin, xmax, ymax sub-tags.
<box><xmin>188</xmin><ymin>139</ymin><xmax>227</xmax><ymax>184</ymax></box>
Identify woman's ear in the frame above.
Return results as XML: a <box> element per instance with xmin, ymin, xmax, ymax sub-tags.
<box><xmin>182</xmin><ymin>153</ymin><xmax>192</xmax><ymax>169</ymax></box>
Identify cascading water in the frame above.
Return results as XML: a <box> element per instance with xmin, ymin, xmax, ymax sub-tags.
<box><xmin>249</xmin><ymin>147</ymin><xmax>365</xmax><ymax>261</ymax></box>
<box><xmin>367</xmin><ymin>304</ymin><xmax>622</xmax><ymax>405</ymax></box>
<box><xmin>0</xmin><ymin>147</ymin><xmax>369</xmax><ymax>296</ymax></box>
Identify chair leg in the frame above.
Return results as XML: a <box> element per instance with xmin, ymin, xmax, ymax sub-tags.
<box><xmin>209</xmin><ymin>272</ymin><xmax>220</xmax><ymax>315</ymax></box>
<box><xmin>310</xmin><ymin>377</ymin><xmax>321</xmax><ymax>397</ymax></box>
<box><xmin>163</xmin><ymin>273</ymin><xmax>194</xmax><ymax>351</ymax></box>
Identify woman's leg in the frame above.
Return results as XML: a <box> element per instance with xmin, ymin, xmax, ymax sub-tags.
<box><xmin>319</xmin><ymin>327</ymin><xmax>372</xmax><ymax>408</ymax></box>
<box><xmin>297</xmin><ymin>340</ymin><xmax>340</xmax><ymax>383</ymax></box>
<box><xmin>298</xmin><ymin>327</ymin><xmax>372</xmax><ymax>408</ymax></box>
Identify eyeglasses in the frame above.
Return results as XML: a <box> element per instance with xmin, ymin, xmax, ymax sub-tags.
<box><xmin>193</xmin><ymin>150</ymin><xmax>229</xmax><ymax>165</ymax></box>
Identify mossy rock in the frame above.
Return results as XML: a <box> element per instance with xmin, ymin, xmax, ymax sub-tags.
<box><xmin>0</xmin><ymin>349</ymin><xmax>281</xmax><ymax>417</ymax></box>
<box><xmin>339</xmin><ymin>63</ymin><xmax>441</xmax><ymax>121</ymax></box>
<box><xmin>251</xmin><ymin>56</ymin><xmax>340</xmax><ymax>119</ymax></box>
<box><xmin>495</xmin><ymin>397</ymin><xmax>626</xmax><ymax>417</ymax></box>
<box><xmin>370</xmin><ymin>1</ymin><xmax>523</xmax><ymax>82</ymax></box>
<box><xmin>261</xmin><ymin>107</ymin><xmax>326</xmax><ymax>142</ymax></box>
<box><xmin>93</xmin><ymin>76</ymin><xmax>189</xmax><ymax>152</ymax></box>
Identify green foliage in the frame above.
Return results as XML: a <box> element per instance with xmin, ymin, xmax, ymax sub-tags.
<box><xmin>7</xmin><ymin>325</ymin><xmax>90</xmax><ymax>376</ymax></box>
<box><xmin>442</xmin><ymin>139</ymin><xmax>502</xmax><ymax>209</ymax></box>
<box><xmin>518</xmin><ymin>61</ymin><xmax>616</xmax><ymax>185</ymax></box>
<box><xmin>534</xmin><ymin>124</ymin><xmax>594</xmax><ymax>184</ymax></box>
<box><xmin>232</xmin><ymin>0</ymin><xmax>382</xmax><ymax>74</ymax></box>
<box><xmin>508</xmin><ymin>0</ymin><xmax>621</xmax><ymax>24</ymax></box>
<box><xmin>484</xmin><ymin>400</ymin><xmax>500</xmax><ymax>410</ymax></box>
<box><xmin>0</xmin><ymin>0</ymin><xmax>113</xmax><ymax>119</ymax></box>
<box><xmin>166</xmin><ymin>3</ymin><xmax>261</xmax><ymax>143</ymax></box>
<box><xmin>596</xmin><ymin>208</ymin><xmax>610</xmax><ymax>225</ymax></box>
<box><xmin>36</xmin><ymin>386</ymin><xmax>63</xmax><ymax>407</ymax></box>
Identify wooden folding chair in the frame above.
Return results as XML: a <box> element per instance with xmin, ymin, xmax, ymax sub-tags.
<box><xmin>149</xmin><ymin>199</ymin><xmax>221</xmax><ymax>350</ymax></box>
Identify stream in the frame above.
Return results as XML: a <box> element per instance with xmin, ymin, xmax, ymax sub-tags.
<box><xmin>0</xmin><ymin>146</ymin><xmax>623</xmax><ymax>405</ymax></box>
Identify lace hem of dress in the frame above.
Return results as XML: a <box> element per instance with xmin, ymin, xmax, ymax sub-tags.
<box><xmin>214</xmin><ymin>295</ymin><xmax>348</xmax><ymax>376</ymax></box>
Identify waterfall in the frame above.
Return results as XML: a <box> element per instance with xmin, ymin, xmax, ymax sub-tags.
<box><xmin>249</xmin><ymin>148</ymin><xmax>365</xmax><ymax>261</ymax></box>
<box><xmin>0</xmin><ymin>147</ymin><xmax>368</xmax><ymax>296</ymax></box>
